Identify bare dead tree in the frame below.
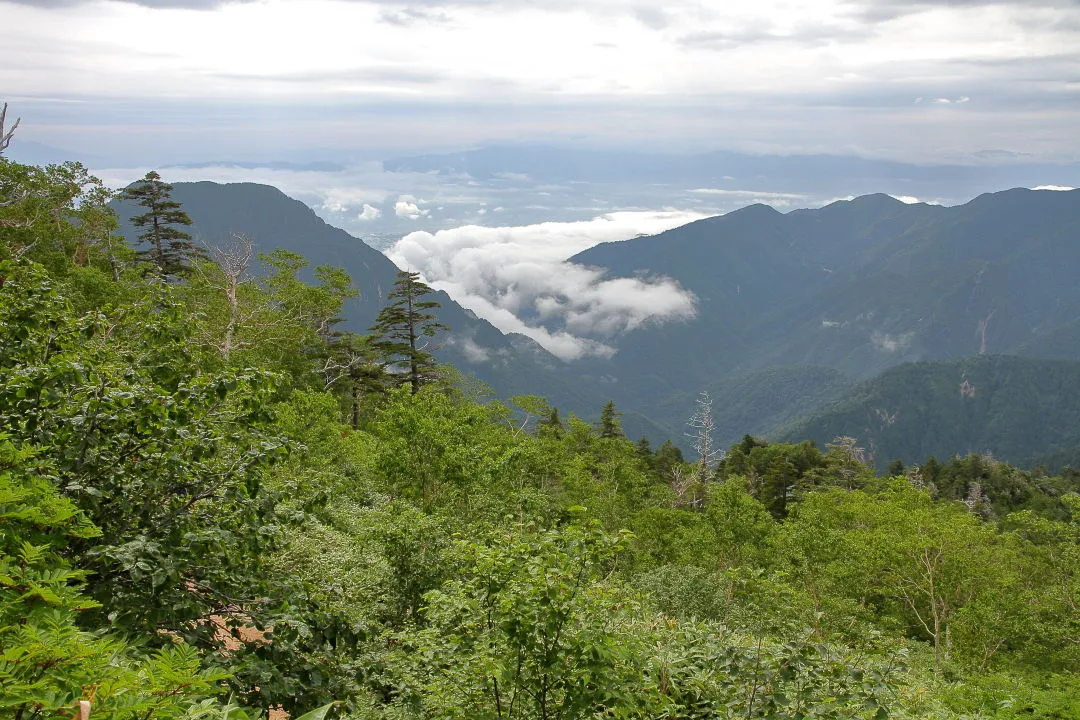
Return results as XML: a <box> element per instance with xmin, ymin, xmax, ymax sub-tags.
<box><xmin>0</xmin><ymin>103</ymin><xmax>19</xmax><ymax>156</ymax></box>
<box><xmin>0</xmin><ymin>103</ymin><xmax>30</xmax><ymax>216</ymax></box>
<box><xmin>826</xmin><ymin>436</ymin><xmax>873</xmax><ymax>489</ymax></box>
<box><xmin>197</xmin><ymin>233</ymin><xmax>284</xmax><ymax>359</ymax></box>
<box><xmin>206</xmin><ymin>233</ymin><xmax>254</xmax><ymax>360</ymax></box>
<box><xmin>319</xmin><ymin>348</ymin><xmax>371</xmax><ymax>390</ymax></box>
<box><xmin>964</xmin><ymin>481</ymin><xmax>994</xmax><ymax>519</ymax></box>
<box><xmin>686</xmin><ymin>390</ymin><xmax>724</xmax><ymax>480</ymax></box>
<box><xmin>669</xmin><ymin>465</ymin><xmax>703</xmax><ymax>510</ymax></box>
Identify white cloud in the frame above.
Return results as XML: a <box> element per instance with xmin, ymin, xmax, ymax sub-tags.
<box><xmin>5</xmin><ymin>0</ymin><xmax>1080</xmax><ymax>164</ymax></box>
<box><xmin>689</xmin><ymin>188</ymin><xmax>808</xmax><ymax>208</ymax></box>
<box><xmin>358</xmin><ymin>203</ymin><xmax>381</xmax><ymax>220</ymax></box>
<box><xmin>394</xmin><ymin>195</ymin><xmax>428</xmax><ymax>219</ymax></box>
<box><xmin>387</xmin><ymin>210</ymin><xmax>705</xmax><ymax>359</ymax></box>
<box><xmin>446</xmin><ymin>333</ymin><xmax>491</xmax><ymax>363</ymax></box>
<box><xmin>689</xmin><ymin>188</ymin><xmax>807</xmax><ymax>199</ymax></box>
<box><xmin>889</xmin><ymin>194</ymin><xmax>921</xmax><ymax>204</ymax></box>
<box><xmin>1032</xmin><ymin>185</ymin><xmax>1075</xmax><ymax>191</ymax></box>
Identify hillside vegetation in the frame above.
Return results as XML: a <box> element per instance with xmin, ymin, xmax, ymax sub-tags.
<box><xmin>3</xmin><ymin>153</ymin><xmax>1080</xmax><ymax>720</ymax></box>
<box><xmin>779</xmin><ymin>355</ymin><xmax>1080</xmax><ymax>470</ymax></box>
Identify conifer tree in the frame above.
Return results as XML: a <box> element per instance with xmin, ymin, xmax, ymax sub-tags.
<box><xmin>121</xmin><ymin>170</ymin><xmax>202</xmax><ymax>277</ymax></box>
<box><xmin>595</xmin><ymin>400</ymin><xmax>624</xmax><ymax>439</ymax></box>
<box><xmin>371</xmin><ymin>270</ymin><xmax>448</xmax><ymax>394</ymax></box>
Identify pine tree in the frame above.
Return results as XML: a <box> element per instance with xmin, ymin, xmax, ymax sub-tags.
<box><xmin>371</xmin><ymin>270</ymin><xmax>448</xmax><ymax>394</ymax></box>
<box><xmin>595</xmin><ymin>401</ymin><xmax>624</xmax><ymax>439</ymax></box>
<box><xmin>121</xmin><ymin>171</ymin><xmax>202</xmax><ymax>277</ymax></box>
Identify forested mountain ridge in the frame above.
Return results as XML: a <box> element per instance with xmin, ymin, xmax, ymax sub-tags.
<box><xmin>569</xmin><ymin>187</ymin><xmax>1080</xmax><ymax>446</ymax></box>
<box><xmin>573</xmin><ymin>188</ymin><xmax>1080</xmax><ymax>379</ymax></box>
<box><xmin>779</xmin><ymin>355</ymin><xmax>1080</xmax><ymax>470</ymax></box>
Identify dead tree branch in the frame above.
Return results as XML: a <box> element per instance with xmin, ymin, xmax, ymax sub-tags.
<box><xmin>0</xmin><ymin>103</ymin><xmax>20</xmax><ymax>156</ymax></box>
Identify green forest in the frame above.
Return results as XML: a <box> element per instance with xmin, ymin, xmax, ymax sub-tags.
<box><xmin>3</xmin><ymin>144</ymin><xmax>1080</xmax><ymax>718</ymax></box>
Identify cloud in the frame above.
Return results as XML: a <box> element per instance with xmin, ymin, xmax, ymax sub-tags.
<box><xmin>5</xmin><ymin>0</ymin><xmax>233</xmax><ymax>6</ymax></box>
<box><xmin>842</xmin><ymin>0</ymin><xmax>1080</xmax><ymax>23</ymax></box>
<box><xmin>7</xmin><ymin>0</ymin><xmax>1080</xmax><ymax>166</ymax></box>
<box><xmin>679</xmin><ymin>19</ymin><xmax>873</xmax><ymax>50</ymax></box>
<box><xmin>445</xmin><ymin>332</ymin><xmax>491</xmax><ymax>363</ymax></box>
<box><xmin>688</xmin><ymin>188</ymin><xmax>809</xmax><ymax>207</ymax></box>
<box><xmin>387</xmin><ymin>211</ymin><xmax>704</xmax><ymax>359</ymax></box>
<box><xmin>394</xmin><ymin>195</ymin><xmax>428</xmax><ymax>219</ymax></box>
<box><xmin>358</xmin><ymin>203</ymin><xmax>382</xmax><ymax>220</ymax></box>
<box><xmin>1032</xmin><ymin>184</ymin><xmax>1076</xmax><ymax>191</ymax></box>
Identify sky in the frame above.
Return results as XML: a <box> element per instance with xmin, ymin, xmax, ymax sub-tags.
<box><xmin>4</xmin><ymin>0</ymin><xmax>1080</xmax><ymax>164</ymax></box>
<box><xmin>5</xmin><ymin>0</ymin><xmax>1080</xmax><ymax>359</ymax></box>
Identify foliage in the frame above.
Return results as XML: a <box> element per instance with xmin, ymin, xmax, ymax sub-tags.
<box><xmin>370</xmin><ymin>270</ymin><xmax>447</xmax><ymax>394</ymax></box>
<box><xmin>120</xmin><ymin>170</ymin><xmax>203</xmax><ymax>277</ymax></box>
<box><xmin>0</xmin><ymin>434</ymin><xmax>234</xmax><ymax>720</ymax></box>
<box><xmin>4</xmin><ymin>149</ymin><xmax>1080</xmax><ymax>720</ymax></box>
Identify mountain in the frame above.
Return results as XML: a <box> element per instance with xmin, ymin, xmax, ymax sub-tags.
<box><xmin>777</xmin><ymin>355</ymin><xmax>1080</xmax><ymax>470</ymax></box>
<box><xmin>384</xmin><ymin>145</ymin><xmax>1080</xmax><ymax>203</ymax></box>
<box><xmin>564</xmin><ymin>188</ymin><xmax>1080</xmax><ymax>447</ymax></box>
<box><xmin>674</xmin><ymin>366</ymin><xmax>854</xmax><ymax>448</ymax></box>
<box><xmin>110</xmin><ymin>182</ymin><xmax>670</xmax><ymax>441</ymax></box>
<box><xmin>112</xmin><ymin>181</ymin><xmax>1080</xmax><ymax>464</ymax></box>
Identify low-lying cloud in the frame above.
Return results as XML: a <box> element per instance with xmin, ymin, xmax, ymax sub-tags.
<box><xmin>387</xmin><ymin>211</ymin><xmax>706</xmax><ymax>360</ymax></box>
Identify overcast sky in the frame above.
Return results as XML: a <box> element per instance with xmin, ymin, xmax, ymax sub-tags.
<box><xmin>4</xmin><ymin>0</ymin><xmax>1080</xmax><ymax>163</ymax></box>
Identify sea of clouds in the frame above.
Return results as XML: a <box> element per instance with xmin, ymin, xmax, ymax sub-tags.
<box><xmin>387</xmin><ymin>211</ymin><xmax>706</xmax><ymax>359</ymax></box>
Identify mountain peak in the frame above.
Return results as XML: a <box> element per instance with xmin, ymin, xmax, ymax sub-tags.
<box><xmin>727</xmin><ymin>202</ymin><xmax>784</xmax><ymax>218</ymax></box>
<box><xmin>839</xmin><ymin>192</ymin><xmax>905</xmax><ymax>208</ymax></box>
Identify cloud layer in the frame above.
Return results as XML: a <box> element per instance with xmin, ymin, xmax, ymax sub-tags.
<box><xmin>4</xmin><ymin>0</ymin><xmax>1080</xmax><ymax>163</ymax></box>
<box><xmin>387</xmin><ymin>212</ymin><xmax>705</xmax><ymax>359</ymax></box>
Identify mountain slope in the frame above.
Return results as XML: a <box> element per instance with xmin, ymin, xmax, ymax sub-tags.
<box><xmin>569</xmin><ymin>187</ymin><xmax>1080</xmax><ymax>402</ymax></box>
<box><xmin>647</xmin><ymin>365</ymin><xmax>855</xmax><ymax>452</ymax></box>
<box><xmin>111</xmin><ymin>182</ymin><xmax>670</xmax><ymax>441</ymax></box>
<box><xmin>777</xmin><ymin>355</ymin><xmax>1080</xmax><ymax>469</ymax></box>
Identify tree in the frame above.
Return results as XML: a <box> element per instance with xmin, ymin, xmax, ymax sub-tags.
<box><xmin>595</xmin><ymin>400</ymin><xmax>624</xmax><ymax>439</ymax></box>
<box><xmin>120</xmin><ymin>171</ymin><xmax>202</xmax><ymax>277</ymax></box>
<box><xmin>539</xmin><ymin>406</ymin><xmax>564</xmax><ymax>439</ymax></box>
<box><xmin>0</xmin><ymin>102</ymin><xmax>18</xmax><ymax>156</ymax></box>
<box><xmin>0</xmin><ymin>263</ymin><xmax>359</xmax><ymax>715</ymax></box>
<box><xmin>686</xmin><ymin>390</ymin><xmax>722</xmax><ymax>479</ymax></box>
<box><xmin>370</xmin><ymin>270</ymin><xmax>447</xmax><ymax>394</ymax></box>
<box><xmin>322</xmin><ymin>331</ymin><xmax>387</xmax><ymax>428</ymax></box>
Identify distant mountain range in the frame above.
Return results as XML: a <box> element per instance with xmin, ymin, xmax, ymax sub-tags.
<box><xmin>384</xmin><ymin>145</ymin><xmax>1080</xmax><ymax>204</ymax></box>
<box><xmin>113</xmin><ymin>182</ymin><xmax>1080</xmax><ymax>468</ymax></box>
